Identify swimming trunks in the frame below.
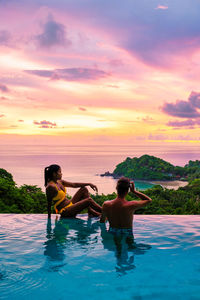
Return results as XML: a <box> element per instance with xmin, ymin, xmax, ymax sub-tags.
<box><xmin>51</xmin><ymin>182</ymin><xmax>73</xmax><ymax>214</ymax></box>
<box><xmin>109</xmin><ymin>227</ymin><xmax>133</xmax><ymax>237</ymax></box>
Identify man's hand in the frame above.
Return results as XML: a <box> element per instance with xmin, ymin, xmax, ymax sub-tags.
<box><xmin>130</xmin><ymin>181</ymin><xmax>136</xmax><ymax>193</ymax></box>
<box><xmin>89</xmin><ymin>183</ymin><xmax>98</xmax><ymax>193</ymax></box>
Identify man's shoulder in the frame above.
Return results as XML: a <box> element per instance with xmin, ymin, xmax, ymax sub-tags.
<box><xmin>102</xmin><ymin>199</ymin><xmax>114</xmax><ymax>208</ymax></box>
<box><xmin>103</xmin><ymin>200</ymin><xmax>110</xmax><ymax>206</ymax></box>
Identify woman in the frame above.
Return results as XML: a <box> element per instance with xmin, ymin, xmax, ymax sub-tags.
<box><xmin>45</xmin><ymin>164</ymin><xmax>102</xmax><ymax>219</ymax></box>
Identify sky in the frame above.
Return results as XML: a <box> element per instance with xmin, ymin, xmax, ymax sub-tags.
<box><xmin>0</xmin><ymin>0</ymin><xmax>200</xmax><ymax>145</ymax></box>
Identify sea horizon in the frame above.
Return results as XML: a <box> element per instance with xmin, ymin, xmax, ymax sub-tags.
<box><xmin>0</xmin><ymin>143</ymin><xmax>199</xmax><ymax>195</ymax></box>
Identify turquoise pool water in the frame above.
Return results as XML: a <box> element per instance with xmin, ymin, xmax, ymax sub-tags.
<box><xmin>0</xmin><ymin>214</ymin><xmax>200</xmax><ymax>300</ymax></box>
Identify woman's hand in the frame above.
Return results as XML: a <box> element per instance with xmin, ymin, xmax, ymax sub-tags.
<box><xmin>130</xmin><ymin>181</ymin><xmax>136</xmax><ymax>193</ymax></box>
<box><xmin>89</xmin><ymin>183</ymin><xmax>98</xmax><ymax>193</ymax></box>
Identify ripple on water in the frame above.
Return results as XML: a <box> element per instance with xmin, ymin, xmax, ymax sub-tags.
<box><xmin>0</xmin><ymin>263</ymin><xmax>50</xmax><ymax>300</ymax></box>
<box><xmin>1</xmin><ymin>214</ymin><xmax>200</xmax><ymax>299</ymax></box>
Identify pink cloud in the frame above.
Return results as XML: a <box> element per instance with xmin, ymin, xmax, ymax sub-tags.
<box><xmin>106</xmin><ymin>85</ymin><xmax>119</xmax><ymax>88</ymax></box>
<box><xmin>108</xmin><ymin>59</ymin><xmax>124</xmax><ymax>67</ymax></box>
<box><xmin>155</xmin><ymin>5</ymin><xmax>168</xmax><ymax>10</ymax></box>
<box><xmin>79</xmin><ymin>107</ymin><xmax>87</xmax><ymax>111</ymax></box>
<box><xmin>142</xmin><ymin>116</ymin><xmax>154</xmax><ymax>122</ymax></box>
<box><xmin>0</xmin><ymin>114</ymin><xmax>5</xmax><ymax>118</ymax></box>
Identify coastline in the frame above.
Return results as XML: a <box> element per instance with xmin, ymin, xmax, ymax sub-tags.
<box><xmin>100</xmin><ymin>172</ymin><xmax>189</xmax><ymax>190</ymax></box>
<box><xmin>150</xmin><ymin>180</ymin><xmax>188</xmax><ymax>190</ymax></box>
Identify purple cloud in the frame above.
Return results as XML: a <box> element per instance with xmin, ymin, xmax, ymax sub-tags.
<box><xmin>167</xmin><ymin>119</ymin><xmax>200</xmax><ymax>127</ymax></box>
<box><xmin>162</xmin><ymin>92</ymin><xmax>200</xmax><ymax>118</ymax></box>
<box><xmin>162</xmin><ymin>100</ymin><xmax>200</xmax><ymax>118</ymax></box>
<box><xmin>0</xmin><ymin>83</ymin><xmax>9</xmax><ymax>93</ymax></box>
<box><xmin>149</xmin><ymin>134</ymin><xmax>168</xmax><ymax>140</ymax></box>
<box><xmin>189</xmin><ymin>91</ymin><xmax>200</xmax><ymax>108</ymax></box>
<box><xmin>25</xmin><ymin>67</ymin><xmax>110</xmax><ymax>81</ymax></box>
<box><xmin>33</xmin><ymin>120</ymin><xmax>57</xmax><ymax>128</ymax></box>
<box><xmin>35</xmin><ymin>15</ymin><xmax>71</xmax><ymax>48</ymax></box>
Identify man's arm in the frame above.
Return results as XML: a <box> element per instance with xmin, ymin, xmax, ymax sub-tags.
<box><xmin>100</xmin><ymin>203</ymin><xmax>107</xmax><ymax>223</ymax></box>
<box><xmin>130</xmin><ymin>181</ymin><xmax>152</xmax><ymax>209</ymax></box>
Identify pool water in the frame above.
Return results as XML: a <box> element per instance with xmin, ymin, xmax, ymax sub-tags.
<box><xmin>0</xmin><ymin>214</ymin><xmax>200</xmax><ymax>300</ymax></box>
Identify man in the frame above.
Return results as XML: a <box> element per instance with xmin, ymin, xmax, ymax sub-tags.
<box><xmin>100</xmin><ymin>177</ymin><xmax>152</xmax><ymax>239</ymax></box>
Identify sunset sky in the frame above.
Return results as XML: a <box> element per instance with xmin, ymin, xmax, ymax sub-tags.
<box><xmin>1</xmin><ymin>0</ymin><xmax>200</xmax><ymax>145</ymax></box>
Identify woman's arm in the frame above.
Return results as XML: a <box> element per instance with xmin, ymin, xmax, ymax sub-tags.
<box><xmin>61</xmin><ymin>180</ymin><xmax>98</xmax><ymax>192</ymax></box>
<box><xmin>46</xmin><ymin>185</ymin><xmax>57</xmax><ymax>219</ymax></box>
<box><xmin>47</xmin><ymin>198</ymin><xmax>52</xmax><ymax>219</ymax></box>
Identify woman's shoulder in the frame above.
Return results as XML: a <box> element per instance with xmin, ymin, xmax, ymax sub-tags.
<box><xmin>46</xmin><ymin>182</ymin><xmax>57</xmax><ymax>192</ymax></box>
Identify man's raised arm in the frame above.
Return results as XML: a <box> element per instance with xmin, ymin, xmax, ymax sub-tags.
<box><xmin>130</xmin><ymin>181</ymin><xmax>152</xmax><ymax>209</ymax></box>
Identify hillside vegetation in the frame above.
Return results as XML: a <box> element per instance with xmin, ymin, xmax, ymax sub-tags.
<box><xmin>1</xmin><ymin>167</ymin><xmax>200</xmax><ymax>215</ymax></box>
<box><xmin>113</xmin><ymin>155</ymin><xmax>200</xmax><ymax>181</ymax></box>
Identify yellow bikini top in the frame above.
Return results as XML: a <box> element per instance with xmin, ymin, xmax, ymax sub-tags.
<box><xmin>50</xmin><ymin>182</ymin><xmax>67</xmax><ymax>213</ymax></box>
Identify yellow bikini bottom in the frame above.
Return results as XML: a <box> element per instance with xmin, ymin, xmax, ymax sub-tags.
<box><xmin>56</xmin><ymin>201</ymin><xmax>73</xmax><ymax>214</ymax></box>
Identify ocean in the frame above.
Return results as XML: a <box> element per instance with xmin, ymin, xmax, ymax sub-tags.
<box><xmin>0</xmin><ymin>143</ymin><xmax>199</xmax><ymax>195</ymax></box>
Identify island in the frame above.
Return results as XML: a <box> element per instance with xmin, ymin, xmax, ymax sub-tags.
<box><xmin>101</xmin><ymin>154</ymin><xmax>200</xmax><ymax>181</ymax></box>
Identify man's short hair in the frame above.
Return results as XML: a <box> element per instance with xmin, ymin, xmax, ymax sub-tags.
<box><xmin>116</xmin><ymin>177</ymin><xmax>130</xmax><ymax>197</ymax></box>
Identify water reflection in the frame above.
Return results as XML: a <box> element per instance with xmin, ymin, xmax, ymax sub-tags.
<box><xmin>100</xmin><ymin>224</ymin><xmax>151</xmax><ymax>276</ymax></box>
<box><xmin>43</xmin><ymin>216</ymin><xmax>99</xmax><ymax>271</ymax></box>
<box><xmin>44</xmin><ymin>216</ymin><xmax>151</xmax><ymax>275</ymax></box>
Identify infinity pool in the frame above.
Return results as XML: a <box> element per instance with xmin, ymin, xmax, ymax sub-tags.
<box><xmin>0</xmin><ymin>214</ymin><xmax>200</xmax><ymax>300</ymax></box>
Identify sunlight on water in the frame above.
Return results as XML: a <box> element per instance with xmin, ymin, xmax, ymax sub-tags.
<box><xmin>0</xmin><ymin>214</ymin><xmax>200</xmax><ymax>299</ymax></box>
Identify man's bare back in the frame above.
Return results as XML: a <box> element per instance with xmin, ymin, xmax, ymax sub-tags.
<box><xmin>100</xmin><ymin>179</ymin><xmax>152</xmax><ymax>229</ymax></box>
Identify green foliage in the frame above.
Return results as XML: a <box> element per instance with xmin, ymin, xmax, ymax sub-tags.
<box><xmin>0</xmin><ymin>169</ymin><xmax>47</xmax><ymax>213</ymax></box>
<box><xmin>113</xmin><ymin>154</ymin><xmax>200</xmax><ymax>181</ymax></box>
<box><xmin>0</xmin><ymin>167</ymin><xmax>200</xmax><ymax>215</ymax></box>
<box><xmin>0</xmin><ymin>168</ymin><xmax>14</xmax><ymax>182</ymax></box>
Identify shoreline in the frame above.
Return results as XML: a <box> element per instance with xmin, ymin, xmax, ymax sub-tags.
<box><xmin>99</xmin><ymin>173</ymin><xmax>189</xmax><ymax>190</ymax></box>
<box><xmin>150</xmin><ymin>180</ymin><xmax>188</xmax><ymax>190</ymax></box>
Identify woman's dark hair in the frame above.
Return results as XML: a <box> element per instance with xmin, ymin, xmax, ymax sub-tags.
<box><xmin>44</xmin><ymin>164</ymin><xmax>61</xmax><ymax>187</ymax></box>
<box><xmin>116</xmin><ymin>177</ymin><xmax>130</xmax><ymax>197</ymax></box>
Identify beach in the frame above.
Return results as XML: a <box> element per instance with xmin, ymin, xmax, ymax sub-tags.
<box><xmin>150</xmin><ymin>180</ymin><xmax>188</xmax><ymax>190</ymax></box>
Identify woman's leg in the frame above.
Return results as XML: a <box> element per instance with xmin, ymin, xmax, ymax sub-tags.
<box><xmin>61</xmin><ymin>197</ymin><xmax>102</xmax><ymax>218</ymax></box>
<box><xmin>88</xmin><ymin>207</ymin><xmax>101</xmax><ymax>217</ymax></box>
<box><xmin>71</xmin><ymin>187</ymin><xmax>90</xmax><ymax>204</ymax></box>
